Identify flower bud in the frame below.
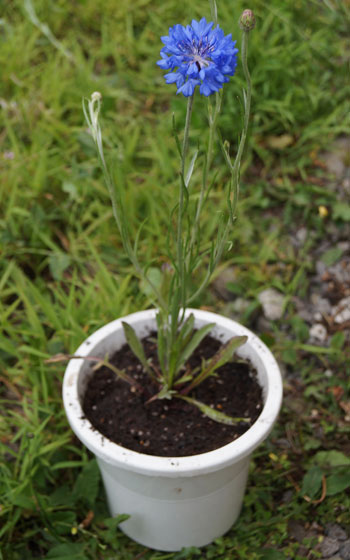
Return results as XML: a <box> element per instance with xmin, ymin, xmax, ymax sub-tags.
<box><xmin>91</xmin><ymin>91</ymin><xmax>102</xmax><ymax>102</ymax></box>
<box><xmin>239</xmin><ymin>9</ymin><xmax>256</xmax><ymax>31</ymax></box>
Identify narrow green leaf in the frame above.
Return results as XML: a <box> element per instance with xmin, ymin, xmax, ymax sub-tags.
<box><xmin>19</xmin><ymin>345</ymin><xmax>50</xmax><ymax>358</ymax></box>
<box><xmin>154</xmin><ymin>384</ymin><xmax>176</xmax><ymax>400</ymax></box>
<box><xmin>178</xmin><ymin>313</ymin><xmax>195</xmax><ymax>343</ymax></box>
<box><xmin>172</xmin><ymin>113</ymin><xmax>182</xmax><ymax>158</ymax></box>
<box><xmin>217</xmin><ymin>128</ymin><xmax>233</xmax><ymax>171</ymax></box>
<box><xmin>178</xmin><ymin>396</ymin><xmax>250</xmax><ymax>425</ymax></box>
<box><xmin>170</xmin><ymin>288</ymin><xmax>181</xmax><ymax>341</ymax></box>
<box><xmin>185</xmin><ymin>149</ymin><xmax>199</xmax><ymax>187</ymax></box>
<box><xmin>177</xmin><ymin>322</ymin><xmax>215</xmax><ymax>369</ymax></box>
<box><xmin>122</xmin><ymin>321</ymin><xmax>155</xmax><ymax>379</ymax></box>
<box><xmin>156</xmin><ymin>312</ymin><xmax>166</xmax><ymax>374</ymax></box>
<box><xmin>51</xmin><ymin>461</ymin><xmax>85</xmax><ymax>470</ymax></box>
<box><xmin>174</xmin><ymin>373</ymin><xmax>195</xmax><ymax>386</ymax></box>
<box><xmin>187</xmin><ymin>335</ymin><xmax>248</xmax><ymax>392</ymax></box>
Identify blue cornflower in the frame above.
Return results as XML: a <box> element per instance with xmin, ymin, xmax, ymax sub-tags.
<box><xmin>157</xmin><ymin>18</ymin><xmax>238</xmax><ymax>97</ymax></box>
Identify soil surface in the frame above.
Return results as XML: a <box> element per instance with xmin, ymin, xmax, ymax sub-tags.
<box><xmin>82</xmin><ymin>332</ymin><xmax>263</xmax><ymax>457</ymax></box>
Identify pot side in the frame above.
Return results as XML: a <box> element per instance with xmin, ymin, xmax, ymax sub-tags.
<box><xmin>63</xmin><ymin>308</ymin><xmax>283</xmax><ymax>551</ymax></box>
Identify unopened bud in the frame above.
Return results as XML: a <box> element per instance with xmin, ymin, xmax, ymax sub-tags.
<box><xmin>91</xmin><ymin>91</ymin><xmax>102</xmax><ymax>102</ymax></box>
<box><xmin>239</xmin><ymin>9</ymin><xmax>256</xmax><ymax>31</ymax></box>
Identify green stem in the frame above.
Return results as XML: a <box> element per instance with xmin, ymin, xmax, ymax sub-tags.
<box><xmin>181</xmin><ymin>94</ymin><xmax>195</xmax><ymax>176</ymax></box>
<box><xmin>187</xmin><ymin>92</ymin><xmax>221</xmax><ymax>269</ymax></box>
<box><xmin>177</xmin><ymin>94</ymin><xmax>194</xmax><ymax>312</ymax></box>
<box><xmin>188</xmin><ymin>29</ymin><xmax>252</xmax><ymax>304</ymax></box>
<box><xmin>209</xmin><ymin>0</ymin><xmax>218</xmax><ymax>26</ymax></box>
<box><xmin>230</xmin><ymin>30</ymin><xmax>251</xmax><ymax>220</ymax></box>
<box><xmin>84</xmin><ymin>96</ymin><xmax>167</xmax><ymax>310</ymax></box>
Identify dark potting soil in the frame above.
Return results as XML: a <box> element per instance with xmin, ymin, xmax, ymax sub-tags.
<box><xmin>82</xmin><ymin>332</ymin><xmax>263</xmax><ymax>457</ymax></box>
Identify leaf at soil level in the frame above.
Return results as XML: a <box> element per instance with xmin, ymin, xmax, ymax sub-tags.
<box><xmin>73</xmin><ymin>459</ymin><xmax>100</xmax><ymax>507</ymax></box>
<box><xmin>314</xmin><ymin>450</ymin><xmax>350</xmax><ymax>467</ymax></box>
<box><xmin>333</xmin><ymin>202</ymin><xmax>350</xmax><ymax>222</ymax></box>
<box><xmin>48</xmin><ymin>511</ymin><xmax>77</xmax><ymax>536</ymax></box>
<box><xmin>45</xmin><ymin>542</ymin><xmax>87</xmax><ymax>559</ymax></box>
<box><xmin>101</xmin><ymin>515</ymin><xmax>130</xmax><ymax>545</ymax></box>
<box><xmin>301</xmin><ymin>466</ymin><xmax>323</xmax><ymax>498</ymax></box>
<box><xmin>330</xmin><ymin>331</ymin><xmax>346</xmax><ymax>350</ymax></box>
<box><xmin>326</xmin><ymin>471</ymin><xmax>350</xmax><ymax>495</ymax></box>
<box><xmin>321</xmin><ymin>247</ymin><xmax>343</xmax><ymax>266</ymax></box>
<box><xmin>48</xmin><ymin>252</ymin><xmax>71</xmax><ymax>281</ymax></box>
<box><xmin>260</xmin><ymin>549</ymin><xmax>286</xmax><ymax>559</ymax></box>
<box><xmin>179</xmin><ymin>395</ymin><xmax>250</xmax><ymax>425</ymax></box>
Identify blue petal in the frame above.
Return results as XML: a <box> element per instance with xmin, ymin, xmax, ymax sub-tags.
<box><xmin>187</xmin><ymin>63</ymin><xmax>199</xmax><ymax>77</ymax></box>
<box><xmin>157</xmin><ymin>58</ymin><xmax>171</xmax><ymax>69</ymax></box>
<box><xmin>164</xmin><ymin>72</ymin><xmax>184</xmax><ymax>87</ymax></box>
<box><xmin>177</xmin><ymin>79</ymin><xmax>199</xmax><ymax>97</ymax></box>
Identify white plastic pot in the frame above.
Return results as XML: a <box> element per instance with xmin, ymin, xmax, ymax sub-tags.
<box><xmin>63</xmin><ymin>308</ymin><xmax>283</xmax><ymax>551</ymax></box>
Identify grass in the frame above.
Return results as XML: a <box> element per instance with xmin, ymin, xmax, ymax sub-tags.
<box><xmin>1</xmin><ymin>0</ymin><xmax>350</xmax><ymax>558</ymax></box>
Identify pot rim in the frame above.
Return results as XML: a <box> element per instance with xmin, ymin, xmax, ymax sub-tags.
<box><xmin>63</xmin><ymin>308</ymin><xmax>283</xmax><ymax>477</ymax></box>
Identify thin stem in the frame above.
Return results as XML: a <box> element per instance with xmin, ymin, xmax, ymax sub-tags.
<box><xmin>83</xmin><ymin>95</ymin><xmax>166</xmax><ymax>310</ymax></box>
<box><xmin>230</xmin><ymin>30</ymin><xmax>251</xmax><ymax>219</ymax></box>
<box><xmin>181</xmin><ymin>94</ymin><xmax>195</xmax><ymax>176</ymax></box>
<box><xmin>187</xmin><ymin>220</ymin><xmax>230</xmax><ymax>304</ymax></box>
<box><xmin>187</xmin><ymin>91</ymin><xmax>221</xmax><ymax>268</ymax></box>
<box><xmin>188</xmin><ymin>29</ymin><xmax>252</xmax><ymax>304</ymax></box>
<box><xmin>177</xmin><ymin>94</ymin><xmax>194</xmax><ymax>312</ymax></box>
<box><xmin>209</xmin><ymin>0</ymin><xmax>218</xmax><ymax>26</ymax></box>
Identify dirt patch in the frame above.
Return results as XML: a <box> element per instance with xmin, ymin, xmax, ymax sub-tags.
<box><xmin>82</xmin><ymin>332</ymin><xmax>263</xmax><ymax>457</ymax></box>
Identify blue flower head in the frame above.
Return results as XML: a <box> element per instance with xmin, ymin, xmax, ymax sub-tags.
<box><xmin>157</xmin><ymin>18</ymin><xmax>238</xmax><ymax>97</ymax></box>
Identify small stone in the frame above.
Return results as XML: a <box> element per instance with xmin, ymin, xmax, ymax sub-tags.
<box><xmin>232</xmin><ymin>297</ymin><xmax>250</xmax><ymax>314</ymax></box>
<box><xmin>311</xmin><ymin>292</ymin><xmax>322</xmax><ymax>306</ymax></box>
<box><xmin>318</xmin><ymin>297</ymin><xmax>332</xmax><ymax>315</ymax></box>
<box><xmin>320</xmin><ymin>537</ymin><xmax>340</xmax><ymax>558</ymax></box>
<box><xmin>316</xmin><ymin>260</ymin><xmax>327</xmax><ymax>276</ymax></box>
<box><xmin>326</xmin><ymin>524</ymin><xmax>347</xmax><ymax>541</ymax></box>
<box><xmin>296</xmin><ymin>227</ymin><xmax>308</xmax><ymax>245</ymax></box>
<box><xmin>337</xmin><ymin>241</ymin><xmax>350</xmax><ymax>252</ymax></box>
<box><xmin>309</xmin><ymin>323</ymin><xmax>328</xmax><ymax>342</ymax></box>
<box><xmin>212</xmin><ymin>266</ymin><xmax>236</xmax><ymax>300</ymax></box>
<box><xmin>340</xmin><ymin>540</ymin><xmax>350</xmax><ymax>560</ymax></box>
<box><xmin>258</xmin><ymin>288</ymin><xmax>284</xmax><ymax>320</ymax></box>
<box><xmin>256</xmin><ymin>316</ymin><xmax>272</xmax><ymax>332</ymax></box>
<box><xmin>333</xmin><ymin>296</ymin><xmax>350</xmax><ymax>324</ymax></box>
<box><xmin>343</xmin><ymin>177</ymin><xmax>350</xmax><ymax>194</ymax></box>
<box><xmin>320</xmin><ymin>137</ymin><xmax>350</xmax><ymax>178</ymax></box>
<box><xmin>288</xmin><ymin>520</ymin><xmax>306</xmax><ymax>542</ymax></box>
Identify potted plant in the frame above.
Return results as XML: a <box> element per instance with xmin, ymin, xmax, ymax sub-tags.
<box><xmin>62</xmin><ymin>3</ymin><xmax>283</xmax><ymax>552</ymax></box>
